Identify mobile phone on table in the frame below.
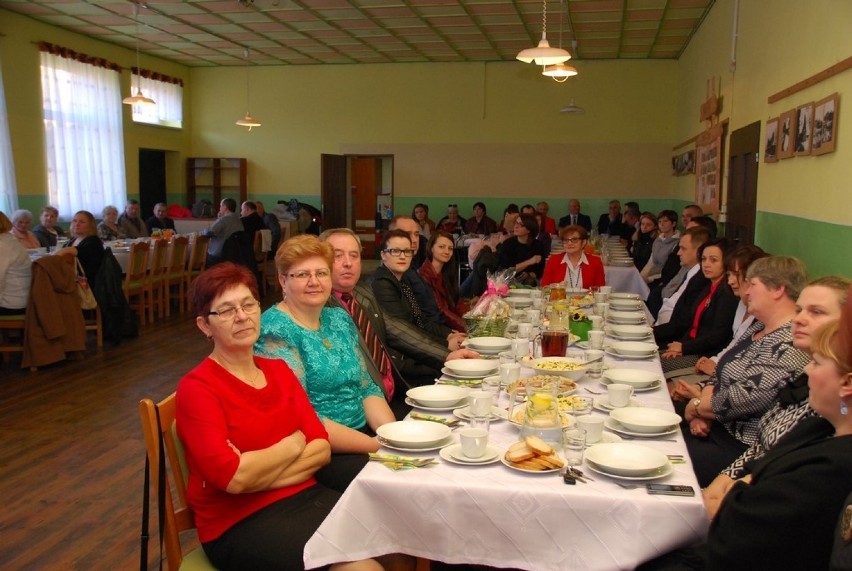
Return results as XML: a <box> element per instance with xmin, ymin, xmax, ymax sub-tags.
<box><xmin>646</xmin><ymin>484</ymin><xmax>695</xmax><ymax>496</ymax></box>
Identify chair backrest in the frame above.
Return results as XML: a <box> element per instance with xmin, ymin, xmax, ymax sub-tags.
<box><xmin>125</xmin><ymin>242</ymin><xmax>150</xmax><ymax>289</ymax></box>
<box><xmin>167</xmin><ymin>236</ymin><xmax>190</xmax><ymax>277</ymax></box>
<box><xmin>187</xmin><ymin>235</ymin><xmax>209</xmax><ymax>274</ymax></box>
<box><xmin>149</xmin><ymin>239</ymin><xmax>169</xmax><ymax>281</ymax></box>
<box><xmin>139</xmin><ymin>394</ymin><xmax>214</xmax><ymax>570</ymax></box>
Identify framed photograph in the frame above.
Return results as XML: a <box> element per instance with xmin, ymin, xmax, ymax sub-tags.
<box><xmin>813</xmin><ymin>92</ymin><xmax>839</xmax><ymax>156</ymax></box>
<box><xmin>795</xmin><ymin>102</ymin><xmax>814</xmax><ymax>156</ymax></box>
<box><xmin>671</xmin><ymin>149</ymin><xmax>695</xmax><ymax>176</ymax></box>
<box><xmin>777</xmin><ymin>109</ymin><xmax>796</xmax><ymax>159</ymax></box>
<box><xmin>764</xmin><ymin>117</ymin><xmax>779</xmax><ymax>163</ymax></box>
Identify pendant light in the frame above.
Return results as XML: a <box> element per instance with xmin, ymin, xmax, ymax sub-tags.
<box><xmin>236</xmin><ymin>48</ymin><xmax>261</xmax><ymax>130</ymax></box>
<box><xmin>542</xmin><ymin>5</ymin><xmax>577</xmax><ymax>82</ymax></box>
<box><xmin>123</xmin><ymin>3</ymin><xmax>156</xmax><ymax>107</ymax></box>
<box><xmin>516</xmin><ymin>0</ymin><xmax>572</xmax><ymax>66</ymax></box>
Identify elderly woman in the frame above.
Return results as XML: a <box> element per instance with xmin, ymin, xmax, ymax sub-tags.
<box><xmin>175</xmin><ymin>262</ymin><xmax>383</xmax><ymax>571</ymax></box>
<box><xmin>436</xmin><ymin>204</ymin><xmax>465</xmax><ymax>235</ymax></box>
<box><xmin>54</xmin><ymin>211</ymin><xmax>105</xmax><ymax>281</ymax></box>
<box><xmin>10</xmin><ymin>210</ymin><xmax>40</xmax><ymax>249</ymax></box>
<box><xmin>418</xmin><ymin>230</ymin><xmax>469</xmax><ymax>332</ymax></box>
<box><xmin>464</xmin><ymin>202</ymin><xmax>497</xmax><ymax>235</ymax></box>
<box><xmin>0</xmin><ymin>211</ymin><xmax>32</xmax><ymax>315</ymax></box>
<box><xmin>540</xmin><ymin>224</ymin><xmax>606</xmax><ymax>288</ymax></box>
<box><xmin>411</xmin><ymin>203</ymin><xmax>434</xmax><ymax>239</ymax></box>
<box><xmin>678</xmin><ymin>256</ymin><xmax>811</xmax><ymax>487</ymax></box>
<box><xmin>640</xmin><ymin>209</ymin><xmax>679</xmax><ymax>283</ymax></box>
<box><xmin>496</xmin><ymin>214</ymin><xmax>547</xmax><ymax>284</ymax></box>
<box><xmin>97</xmin><ymin>205</ymin><xmax>124</xmax><ymax>242</ymax></box>
<box><xmin>256</xmin><ymin>235</ymin><xmax>394</xmax><ymax>460</ymax></box>
<box><xmin>32</xmin><ymin>206</ymin><xmax>66</xmax><ymax>248</ymax></box>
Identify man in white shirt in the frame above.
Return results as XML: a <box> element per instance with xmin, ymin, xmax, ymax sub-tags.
<box><xmin>655</xmin><ymin>226</ymin><xmax>712</xmax><ymax>325</ymax></box>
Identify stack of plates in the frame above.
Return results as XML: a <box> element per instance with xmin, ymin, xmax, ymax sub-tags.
<box><xmin>442</xmin><ymin>359</ymin><xmax>499</xmax><ymax>380</ymax></box>
<box><xmin>466</xmin><ymin>336</ymin><xmax>512</xmax><ymax>355</ymax></box>
<box><xmin>405</xmin><ymin>385</ymin><xmax>470</xmax><ymax>411</ymax></box>
<box><xmin>607</xmin><ymin>311</ymin><xmax>647</xmax><ymax>325</ymax></box>
<box><xmin>608</xmin><ymin>297</ymin><xmax>644</xmax><ymax>311</ymax></box>
<box><xmin>608</xmin><ymin>324</ymin><xmax>653</xmax><ymax>341</ymax></box>
<box><xmin>585</xmin><ymin>443</ymin><xmax>672</xmax><ymax>480</ymax></box>
<box><xmin>605</xmin><ymin>341</ymin><xmax>658</xmax><ymax>360</ymax></box>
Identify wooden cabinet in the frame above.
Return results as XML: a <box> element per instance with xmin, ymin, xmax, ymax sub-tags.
<box><xmin>186</xmin><ymin>158</ymin><xmax>247</xmax><ymax>208</ymax></box>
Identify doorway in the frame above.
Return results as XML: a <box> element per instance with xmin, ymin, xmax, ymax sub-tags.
<box><xmin>725</xmin><ymin>121</ymin><xmax>760</xmax><ymax>245</ymax></box>
<box><xmin>139</xmin><ymin>149</ymin><xmax>166</xmax><ymax>218</ymax></box>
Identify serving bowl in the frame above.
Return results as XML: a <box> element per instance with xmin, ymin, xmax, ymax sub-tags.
<box><xmin>406</xmin><ymin>385</ymin><xmax>470</xmax><ymax>408</ymax></box>
<box><xmin>609</xmin><ymin>407</ymin><xmax>682</xmax><ymax>434</ymax></box>
<box><xmin>376</xmin><ymin>421</ymin><xmax>452</xmax><ymax>449</ymax></box>
<box><xmin>610</xmin><ymin>341</ymin><xmax>658</xmax><ymax>357</ymax></box>
<box><xmin>444</xmin><ymin>359</ymin><xmax>499</xmax><ymax>377</ymax></box>
<box><xmin>607</xmin><ymin>324</ymin><xmax>653</xmax><ymax>339</ymax></box>
<box><xmin>602</xmin><ymin>368</ymin><xmax>660</xmax><ymax>388</ymax></box>
<box><xmin>530</xmin><ymin>357</ymin><xmax>588</xmax><ymax>380</ymax></box>
<box><xmin>585</xmin><ymin>443</ymin><xmax>669</xmax><ymax>476</ymax></box>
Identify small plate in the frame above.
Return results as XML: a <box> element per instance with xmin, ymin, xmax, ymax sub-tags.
<box><xmin>593</xmin><ymin>396</ymin><xmax>643</xmax><ymax>412</ymax></box>
<box><xmin>500</xmin><ymin>453</ymin><xmax>566</xmax><ymax>474</ymax></box>
<box><xmin>441</xmin><ymin>367</ymin><xmax>493</xmax><ymax>380</ymax></box>
<box><xmin>404</xmin><ymin>397</ymin><xmax>464</xmax><ymax>412</ymax></box>
<box><xmin>440</xmin><ymin>444</ymin><xmax>502</xmax><ymax>465</ymax></box>
<box><xmin>599</xmin><ymin>379</ymin><xmax>662</xmax><ymax>392</ymax></box>
<box><xmin>585</xmin><ymin>459</ymin><xmax>673</xmax><ymax>481</ymax></box>
<box><xmin>604</xmin><ymin>348</ymin><xmax>656</xmax><ymax>361</ymax></box>
<box><xmin>603</xmin><ymin>417</ymin><xmax>678</xmax><ymax>438</ymax></box>
<box><xmin>585</xmin><ymin>432</ymin><xmax>623</xmax><ymax>447</ymax></box>
<box><xmin>378</xmin><ymin>435</ymin><xmax>454</xmax><ymax>453</ymax></box>
<box><xmin>452</xmin><ymin>405</ymin><xmax>506</xmax><ymax>421</ymax></box>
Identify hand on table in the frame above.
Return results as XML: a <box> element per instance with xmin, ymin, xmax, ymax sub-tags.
<box><xmin>661</xmin><ymin>342</ymin><xmax>683</xmax><ymax>359</ymax></box>
<box><xmin>669</xmin><ymin>379</ymin><xmax>700</xmax><ymax>401</ymax></box>
<box><xmin>447</xmin><ymin>348</ymin><xmax>480</xmax><ymax>360</ymax></box>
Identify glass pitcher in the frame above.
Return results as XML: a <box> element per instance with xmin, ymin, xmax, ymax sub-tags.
<box><xmin>509</xmin><ymin>378</ymin><xmax>564</xmax><ymax>448</ymax></box>
<box><xmin>548</xmin><ymin>301</ymin><xmax>571</xmax><ymax>330</ymax></box>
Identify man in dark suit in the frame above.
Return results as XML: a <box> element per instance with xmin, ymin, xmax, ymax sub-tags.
<box><xmin>239</xmin><ymin>200</ymin><xmax>266</xmax><ymax>247</ymax></box>
<box><xmin>144</xmin><ymin>202</ymin><xmax>175</xmax><ymax>234</ymax></box>
<box><xmin>596</xmin><ymin>199</ymin><xmax>626</xmax><ymax>236</ymax></box>
<box><xmin>558</xmin><ymin>199</ymin><xmax>592</xmax><ymax>231</ymax></box>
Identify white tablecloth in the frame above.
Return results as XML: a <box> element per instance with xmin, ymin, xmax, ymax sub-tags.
<box><xmin>604</xmin><ymin>265</ymin><xmax>650</xmax><ymax>299</ymax></box>
<box><xmin>304</xmin><ymin>337</ymin><xmax>709</xmax><ymax>569</ymax></box>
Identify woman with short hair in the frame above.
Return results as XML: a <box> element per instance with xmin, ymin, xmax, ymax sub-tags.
<box><xmin>540</xmin><ymin>224</ymin><xmax>606</xmax><ymax>288</ymax></box>
<box><xmin>10</xmin><ymin>209</ymin><xmax>40</xmax><ymax>249</ymax></box>
<box><xmin>496</xmin><ymin>213</ymin><xmax>547</xmax><ymax>284</ymax></box>
<box><xmin>32</xmin><ymin>206</ymin><xmax>66</xmax><ymax>248</ymax></box>
<box><xmin>97</xmin><ymin>205</ymin><xmax>124</xmax><ymax>242</ymax></box>
<box><xmin>0</xmin><ymin>211</ymin><xmax>32</xmax><ymax>315</ymax></box>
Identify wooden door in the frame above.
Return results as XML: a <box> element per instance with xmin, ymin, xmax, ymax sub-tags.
<box><xmin>726</xmin><ymin>121</ymin><xmax>760</xmax><ymax>245</ymax></box>
<box><xmin>139</xmin><ymin>149</ymin><xmax>166</xmax><ymax>216</ymax></box>
<box><xmin>321</xmin><ymin>154</ymin><xmax>347</xmax><ymax>233</ymax></box>
<box><xmin>350</xmin><ymin>157</ymin><xmax>380</xmax><ymax>257</ymax></box>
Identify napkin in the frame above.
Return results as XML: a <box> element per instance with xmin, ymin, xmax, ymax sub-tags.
<box><xmin>409</xmin><ymin>412</ymin><xmax>460</xmax><ymax>426</ymax></box>
<box><xmin>368</xmin><ymin>453</ymin><xmax>436</xmax><ymax>471</ymax></box>
<box><xmin>437</xmin><ymin>378</ymin><xmax>481</xmax><ymax>387</ymax></box>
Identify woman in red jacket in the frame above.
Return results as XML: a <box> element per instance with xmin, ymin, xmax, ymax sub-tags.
<box><xmin>418</xmin><ymin>230</ymin><xmax>469</xmax><ymax>331</ymax></box>
<box><xmin>541</xmin><ymin>225</ymin><xmax>606</xmax><ymax>288</ymax></box>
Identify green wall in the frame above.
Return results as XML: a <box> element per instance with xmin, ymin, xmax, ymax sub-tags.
<box><xmin>756</xmin><ymin>212</ymin><xmax>852</xmax><ymax>278</ymax></box>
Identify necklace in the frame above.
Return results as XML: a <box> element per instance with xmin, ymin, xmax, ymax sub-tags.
<box><xmin>281</xmin><ymin>302</ymin><xmax>333</xmax><ymax>349</ymax></box>
<box><xmin>211</xmin><ymin>356</ymin><xmax>263</xmax><ymax>388</ymax></box>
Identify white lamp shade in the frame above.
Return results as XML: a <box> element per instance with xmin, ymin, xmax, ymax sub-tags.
<box><xmin>516</xmin><ymin>37</ymin><xmax>572</xmax><ymax>65</ymax></box>
<box><xmin>542</xmin><ymin>63</ymin><xmax>578</xmax><ymax>81</ymax></box>
<box><xmin>236</xmin><ymin>114</ymin><xmax>262</xmax><ymax>128</ymax></box>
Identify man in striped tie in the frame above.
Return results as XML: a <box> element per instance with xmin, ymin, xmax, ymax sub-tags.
<box><xmin>320</xmin><ymin>228</ymin><xmax>480</xmax><ymax>418</ymax></box>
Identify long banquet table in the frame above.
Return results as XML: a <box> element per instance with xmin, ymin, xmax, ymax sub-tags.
<box><xmin>304</xmin><ymin>333</ymin><xmax>709</xmax><ymax>570</ymax></box>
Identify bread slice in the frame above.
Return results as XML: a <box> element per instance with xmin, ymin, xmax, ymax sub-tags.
<box><xmin>505</xmin><ymin>441</ymin><xmax>535</xmax><ymax>463</ymax></box>
<box><xmin>535</xmin><ymin>454</ymin><xmax>565</xmax><ymax>470</ymax></box>
<box><xmin>524</xmin><ymin>435</ymin><xmax>554</xmax><ymax>456</ymax></box>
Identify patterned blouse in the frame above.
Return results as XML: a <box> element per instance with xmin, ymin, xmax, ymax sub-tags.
<box><xmin>709</xmin><ymin>320</ymin><xmax>810</xmax><ymax>447</ymax></box>
<box><xmin>254</xmin><ymin>305</ymin><xmax>383</xmax><ymax>430</ymax></box>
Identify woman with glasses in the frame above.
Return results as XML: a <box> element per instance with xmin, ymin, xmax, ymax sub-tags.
<box><xmin>540</xmin><ymin>224</ymin><xmax>606</xmax><ymax>288</ymax></box>
<box><xmin>175</xmin><ymin>262</ymin><xmax>384</xmax><ymax>570</ymax></box>
<box><xmin>255</xmin><ymin>235</ymin><xmax>394</xmax><ymax>465</ymax></box>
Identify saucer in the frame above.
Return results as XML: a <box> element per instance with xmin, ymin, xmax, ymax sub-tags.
<box><xmin>599</xmin><ymin>379</ymin><xmax>662</xmax><ymax>392</ymax></box>
<box><xmin>593</xmin><ymin>396</ymin><xmax>642</xmax><ymax>412</ymax></box>
<box><xmin>585</xmin><ymin>459</ymin><xmax>673</xmax><ymax>481</ymax></box>
<box><xmin>440</xmin><ymin>444</ymin><xmax>502</xmax><ymax>465</ymax></box>
<box><xmin>452</xmin><ymin>405</ymin><xmax>506</xmax><ymax>421</ymax></box>
<box><xmin>603</xmin><ymin>417</ymin><xmax>678</xmax><ymax>438</ymax></box>
<box><xmin>404</xmin><ymin>397</ymin><xmax>465</xmax><ymax>412</ymax></box>
<box><xmin>378</xmin><ymin>435</ymin><xmax>454</xmax><ymax>453</ymax></box>
<box><xmin>604</xmin><ymin>348</ymin><xmax>656</xmax><ymax>360</ymax></box>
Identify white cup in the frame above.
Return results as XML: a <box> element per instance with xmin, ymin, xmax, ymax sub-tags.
<box><xmin>500</xmin><ymin>362</ymin><xmax>521</xmax><ymax>386</ymax></box>
<box><xmin>588</xmin><ymin>330</ymin><xmax>605</xmax><ymax>350</ymax></box>
<box><xmin>575</xmin><ymin>416</ymin><xmax>604</xmax><ymax>444</ymax></box>
<box><xmin>516</xmin><ymin>322</ymin><xmax>533</xmax><ymax>339</ymax></box>
<box><xmin>525</xmin><ymin>309</ymin><xmax>541</xmax><ymax>324</ymax></box>
<box><xmin>599</xmin><ymin>286</ymin><xmax>612</xmax><ymax>295</ymax></box>
<box><xmin>459</xmin><ymin>427</ymin><xmax>489</xmax><ymax>458</ymax></box>
<box><xmin>607</xmin><ymin>383</ymin><xmax>634</xmax><ymax>408</ymax></box>
<box><xmin>468</xmin><ymin>390</ymin><xmax>493</xmax><ymax>418</ymax></box>
<box><xmin>513</xmin><ymin>338</ymin><xmax>530</xmax><ymax>359</ymax></box>
<box><xmin>594</xmin><ymin>302</ymin><xmax>609</xmax><ymax>318</ymax></box>
<box><xmin>589</xmin><ymin>315</ymin><xmax>604</xmax><ymax>331</ymax></box>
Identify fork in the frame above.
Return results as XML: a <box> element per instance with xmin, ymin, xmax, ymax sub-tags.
<box><xmin>584</xmin><ymin>387</ymin><xmax>604</xmax><ymax>395</ymax></box>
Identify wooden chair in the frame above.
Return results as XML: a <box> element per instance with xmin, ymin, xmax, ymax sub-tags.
<box><xmin>139</xmin><ymin>394</ymin><xmax>215</xmax><ymax>570</ymax></box>
<box><xmin>82</xmin><ymin>307</ymin><xmax>103</xmax><ymax>348</ymax></box>
<box><xmin>252</xmin><ymin>230</ymin><xmax>269</xmax><ymax>298</ymax></box>
<box><xmin>164</xmin><ymin>236</ymin><xmax>189</xmax><ymax>317</ymax></box>
<box><xmin>124</xmin><ymin>242</ymin><xmax>151</xmax><ymax>326</ymax></box>
<box><xmin>185</xmin><ymin>235</ymin><xmax>209</xmax><ymax>311</ymax></box>
<box><xmin>147</xmin><ymin>239</ymin><xmax>169</xmax><ymax>322</ymax></box>
<box><xmin>0</xmin><ymin>314</ymin><xmax>26</xmax><ymax>364</ymax></box>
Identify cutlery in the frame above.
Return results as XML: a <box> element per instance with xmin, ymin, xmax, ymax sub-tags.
<box><xmin>409</xmin><ymin>412</ymin><xmax>460</xmax><ymax>426</ymax></box>
<box><xmin>584</xmin><ymin>387</ymin><xmax>604</xmax><ymax>395</ymax></box>
<box><xmin>368</xmin><ymin>453</ymin><xmax>436</xmax><ymax>468</ymax></box>
<box><xmin>615</xmin><ymin>482</ymin><xmax>642</xmax><ymax>490</ymax></box>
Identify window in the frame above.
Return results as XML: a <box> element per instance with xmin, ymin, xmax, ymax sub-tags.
<box><xmin>39</xmin><ymin>45</ymin><xmax>127</xmax><ymax>216</ymax></box>
<box><xmin>0</xmin><ymin>51</ymin><xmax>18</xmax><ymax>213</ymax></box>
<box><xmin>131</xmin><ymin>71</ymin><xmax>183</xmax><ymax>128</ymax></box>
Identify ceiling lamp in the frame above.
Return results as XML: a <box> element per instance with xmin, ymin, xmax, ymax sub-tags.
<box><xmin>559</xmin><ymin>99</ymin><xmax>585</xmax><ymax>114</ymax></box>
<box><xmin>123</xmin><ymin>4</ymin><xmax>156</xmax><ymax>106</ymax></box>
<box><xmin>236</xmin><ymin>48</ymin><xmax>261</xmax><ymax>130</ymax></box>
<box><xmin>542</xmin><ymin>9</ymin><xmax>578</xmax><ymax>83</ymax></box>
<box><xmin>516</xmin><ymin>0</ymin><xmax>571</xmax><ymax>66</ymax></box>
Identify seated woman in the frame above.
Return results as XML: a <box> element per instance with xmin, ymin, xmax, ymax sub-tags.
<box><xmin>418</xmin><ymin>230</ymin><xmax>469</xmax><ymax>332</ymax></box>
<box><xmin>496</xmin><ymin>214</ymin><xmax>546</xmax><ymax>285</ymax></box>
<box><xmin>640</xmin><ymin>209</ymin><xmax>679</xmax><ymax>283</ymax></box>
<box><xmin>540</xmin><ymin>225</ymin><xmax>606</xmax><ymax>288</ymax></box>
<box><xmin>32</xmin><ymin>206</ymin><xmax>66</xmax><ymax>248</ymax></box>
<box><xmin>533</xmin><ymin>212</ymin><xmax>552</xmax><ymax>255</ymax></box>
<box><xmin>371</xmin><ymin>229</ymin><xmax>458</xmax><ymax>345</ymax></box>
<box><xmin>176</xmin><ymin>262</ymin><xmax>384</xmax><ymax>571</ymax></box>
<box><xmin>10</xmin><ymin>210</ymin><xmax>40</xmax><ymax>249</ymax></box>
<box><xmin>678</xmin><ymin>256</ymin><xmax>811</xmax><ymax>487</ymax></box>
<box><xmin>496</xmin><ymin>204</ymin><xmax>519</xmax><ymax>234</ymax></box>
<box><xmin>54</xmin><ymin>211</ymin><xmax>105</xmax><ymax>282</ymax></box>
<box><xmin>630</xmin><ymin>212</ymin><xmax>657</xmax><ymax>271</ymax></box>
<box><xmin>655</xmin><ymin>238</ymin><xmax>739</xmax><ymax>372</ymax></box>
<box><xmin>702</xmin><ymin>276</ymin><xmax>850</xmax><ymax>518</ymax></box>
<box><xmin>463</xmin><ymin>202</ymin><xmax>497</xmax><ymax>235</ymax></box>
<box><xmin>97</xmin><ymin>205</ymin><xmax>125</xmax><ymax>242</ymax></box>
<box><xmin>255</xmin><ymin>235</ymin><xmax>394</xmax><ymax>462</ymax></box>
<box><xmin>412</xmin><ymin>203</ymin><xmax>434</xmax><ymax>239</ymax></box>
<box><xmin>435</xmin><ymin>204</ymin><xmax>465</xmax><ymax>235</ymax></box>
<box><xmin>0</xmin><ymin>211</ymin><xmax>32</xmax><ymax>315</ymax></box>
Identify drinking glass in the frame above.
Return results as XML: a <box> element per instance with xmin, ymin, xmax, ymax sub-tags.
<box><xmin>563</xmin><ymin>427</ymin><xmax>586</xmax><ymax>466</ymax></box>
<box><xmin>583</xmin><ymin>349</ymin><xmax>605</xmax><ymax>379</ymax></box>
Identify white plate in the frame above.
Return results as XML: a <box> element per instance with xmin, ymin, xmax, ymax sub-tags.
<box><xmin>378</xmin><ymin>435</ymin><xmax>454</xmax><ymax>453</ymax></box>
<box><xmin>608</xmin><ymin>333</ymin><xmax>654</xmax><ymax>342</ymax></box>
<box><xmin>606</xmin><ymin>312</ymin><xmax>647</xmax><ymax>325</ymax></box>
<box><xmin>405</xmin><ymin>397</ymin><xmax>463</xmax><ymax>412</ymax></box>
<box><xmin>585</xmin><ymin>459</ymin><xmax>673</xmax><ymax>481</ymax></box>
<box><xmin>609</xmin><ymin>293</ymin><xmax>642</xmax><ymax>300</ymax></box>
<box><xmin>604</xmin><ymin>348</ymin><xmax>656</xmax><ymax>361</ymax></box>
<box><xmin>610</xmin><ymin>407</ymin><xmax>682</xmax><ymax>433</ymax></box>
<box><xmin>441</xmin><ymin>367</ymin><xmax>493</xmax><ymax>380</ymax></box>
<box><xmin>444</xmin><ymin>359</ymin><xmax>499</xmax><ymax>378</ymax></box>
<box><xmin>585</xmin><ymin>432</ymin><xmax>622</xmax><ymax>447</ymax></box>
<box><xmin>603</xmin><ymin>417</ymin><xmax>679</xmax><ymax>438</ymax></box>
<box><xmin>452</xmin><ymin>405</ymin><xmax>506</xmax><ymax>421</ymax></box>
<box><xmin>593</xmin><ymin>396</ymin><xmax>643</xmax><ymax>412</ymax></box>
<box><xmin>585</xmin><ymin>443</ymin><xmax>669</xmax><ymax>476</ymax></box>
<box><xmin>466</xmin><ymin>336</ymin><xmax>513</xmax><ymax>352</ymax></box>
<box><xmin>601</xmin><ymin>368</ymin><xmax>661</xmax><ymax>388</ymax></box>
<box><xmin>440</xmin><ymin>444</ymin><xmax>502</xmax><ymax>465</ymax></box>
<box><xmin>600</xmin><ymin>379</ymin><xmax>662</xmax><ymax>392</ymax></box>
<box><xmin>500</xmin><ymin>453</ymin><xmax>566</xmax><ymax>474</ymax></box>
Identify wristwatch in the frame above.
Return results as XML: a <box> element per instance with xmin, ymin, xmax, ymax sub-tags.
<box><xmin>692</xmin><ymin>398</ymin><xmax>701</xmax><ymax>417</ymax></box>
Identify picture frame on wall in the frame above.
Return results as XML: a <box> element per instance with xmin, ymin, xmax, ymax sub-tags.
<box><xmin>764</xmin><ymin>117</ymin><xmax>779</xmax><ymax>163</ymax></box>
<box><xmin>794</xmin><ymin>102</ymin><xmax>814</xmax><ymax>156</ymax></box>
<box><xmin>671</xmin><ymin>149</ymin><xmax>695</xmax><ymax>176</ymax></box>
<box><xmin>778</xmin><ymin>109</ymin><xmax>797</xmax><ymax>159</ymax></box>
<box><xmin>813</xmin><ymin>92</ymin><xmax>839</xmax><ymax>156</ymax></box>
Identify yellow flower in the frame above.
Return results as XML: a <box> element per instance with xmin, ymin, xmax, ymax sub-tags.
<box><xmin>571</xmin><ymin>310</ymin><xmax>587</xmax><ymax>322</ymax></box>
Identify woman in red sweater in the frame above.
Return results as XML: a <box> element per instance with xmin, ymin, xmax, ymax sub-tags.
<box><xmin>541</xmin><ymin>225</ymin><xmax>606</xmax><ymax>288</ymax></box>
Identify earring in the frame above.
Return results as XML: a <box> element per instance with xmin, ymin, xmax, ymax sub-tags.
<box><xmin>842</xmin><ymin>401</ymin><xmax>848</xmax><ymax>416</ymax></box>
<box><xmin>206</xmin><ymin>335</ymin><xmax>213</xmax><ymax>341</ymax></box>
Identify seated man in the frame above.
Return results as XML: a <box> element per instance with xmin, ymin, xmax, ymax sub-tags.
<box><xmin>204</xmin><ymin>198</ymin><xmax>244</xmax><ymax>265</ymax></box>
<box><xmin>255</xmin><ymin>200</ymin><xmax>281</xmax><ymax>257</ymax></box>
<box><xmin>144</xmin><ymin>202</ymin><xmax>175</xmax><ymax>234</ymax></box>
<box><xmin>117</xmin><ymin>199</ymin><xmax>149</xmax><ymax>239</ymax></box>
<box><xmin>239</xmin><ymin>200</ymin><xmax>267</xmax><ymax>248</ymax></box>
<box><xmin>558</xmin><ymin>199</ymin><xmax>592</xmax><ymax>232</ymax></box>
<box><xmin>597</xmin><ymin>199</ymin><xmax>626</xmax><ymax>236</ymax></box>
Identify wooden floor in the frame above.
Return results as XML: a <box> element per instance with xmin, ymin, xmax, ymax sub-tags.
<box><xmin>0</xmin><ymin>298</ymin><xmax>222</xmax><ymax>570</ymax></box>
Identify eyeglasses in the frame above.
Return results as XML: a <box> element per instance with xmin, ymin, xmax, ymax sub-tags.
<box><xmin>208</xmin><ymin>299</ymin><xmax>260</xmax><ymax>320</ymax></box>
<box><xmin>448</xmin><ymin>203</ymin><xmax>458</xmax><ymax>207</ymax></box>
<box><xmin>287</xmin><ymin>269</ymin><xmax>331</xmax><ymax>281</ymax></box>
<box><xmin>562</xmin><ymin>237</ymin><xmax>583</xmax><ymax>244</ymax></box>
<box><xmin>383</xmin><ymin>248</ymin><xmax>416</xmax><ymax>258</ymax></box>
